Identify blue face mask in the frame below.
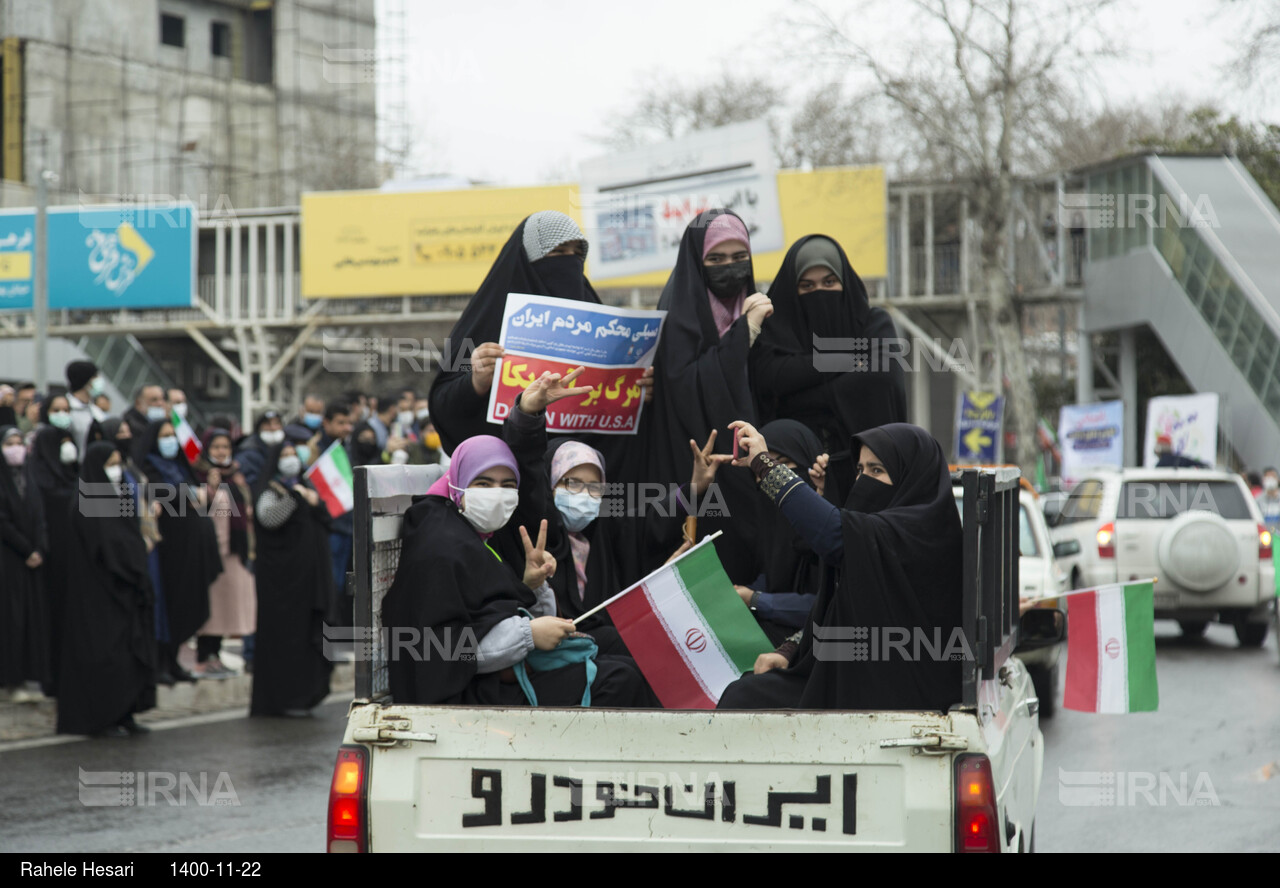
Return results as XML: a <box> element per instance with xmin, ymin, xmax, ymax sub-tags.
<box><xmin>303</xmin><ymin>412</ymin><xmax>323</xmax><ymax>430</ymax></box>
<box><xmin>146</xmin><ymin>406</ymin><xmax>168</xmax><ymax>422</ymax></box>
<box><xmin>295</xmin><ymin>444</ymin><xmax>311</xmax><ymax>465</ymax></box>
<box><xmin>158</xmin><ymin>436</ymin><xmax>180</xmax><ymax>459</ymax></box>
<box><xmin>555</xmin><ymin>489</ymin><xmax>600</xmax><ymax>533</ymax></box>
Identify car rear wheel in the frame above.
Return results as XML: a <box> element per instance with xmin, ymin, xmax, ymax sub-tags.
<box><xmin>1178</xmin><ymin>620</ymin><xmax>1208</xmax><ymax>638</ymax></box>
<box><xmin>1233</xmin><ymin>621</ymin><xmax>1268</xmax><ymax>648</ymax></box>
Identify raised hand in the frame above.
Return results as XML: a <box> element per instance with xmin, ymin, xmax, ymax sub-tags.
<box><xmin>470</xmin><ymin>342</ymin><xmax>506</xmax><ymax>396</ymax></box>
<box><xmin>520</xmin><ymin>367</ymin><xmax>588</xmax><ymax>414</ymax></box>
<box><xmin>744</xmin><ymin>292</ymin><xmax>774</xmax><ymax>329</ymax></box>
<box><xmin>809</xmin><ymin>452</ymin><xmax>829</xmax><ymax>498</ymax></box>
<box><xmin>638</xmin><ymin>365</ymin><xmax>655</xmax><ymax>403</ymax></box>
<box><xmin>663</xmin><ymin>540</ymin><xmax>692</xmax><ymax>565</ymax></box>
<box><xmin>520</xmin><ymin>519</ymin><xmax>558</xmax><ymax>589</ymax></box>
<box><xmin>689</xmin><ymin>429</ymin><xmax>733</xmax><ymax>497</ymax></box>
<box><xmin>727</xmin><ymin>420</ymin><xmax>767</xmax><ymax>468</ymax></box>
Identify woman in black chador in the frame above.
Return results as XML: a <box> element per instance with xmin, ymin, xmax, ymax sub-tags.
<box><xmin>58</xmin><ymin>442</ymin><xmax>156</xmax><ymax>736</ymax></box>
<box><xmin>717</xmin><ymin>422</ymin><xmax>963</xmax><ymax>712</ymax></box>
<box><xmin>0</xmin><ymin>426</ymin><xmax>50</xmax><ymax>698</ymax></box>
<box><xmin>751</xmin><ymin>235</ymin><xmax>906</xmax><ymax>505</ymax></box>
<box><xmin>249</xmin><ymin>442</ymin><xmax>334</xmax><ymax>717</ymax></box>
<box><xmin>639</xmin><ymin>209</ymin><xmax>774</xmax><ymax>583</ymax></box>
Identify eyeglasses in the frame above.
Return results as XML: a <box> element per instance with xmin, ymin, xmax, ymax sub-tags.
<box><xmin>559</xmin><ymin>478</ymin><xmax>605</xmax><ymax>499</ymax></box>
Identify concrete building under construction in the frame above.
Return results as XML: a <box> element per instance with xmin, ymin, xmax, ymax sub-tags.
<box><xmin>0</xmin><ymin>0</ymin><xmax>379</xmax><ymax>210</ymax></box>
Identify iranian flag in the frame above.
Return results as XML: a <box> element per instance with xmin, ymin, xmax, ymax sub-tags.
<box><xmin>1063</xmin><ymin>581</ymin><xmax>1159</xmax><ymax>713</ymax></box>
<box><xmin>305</xmin><ymin>440</ymin><xmax>354</xmax><ymax>518</ymax></box>
<box><xmin>592</xmin><ymin>536</ymin><xmax>773</xmax><ymax>709</ymax></box>
<box><xmin>171</xmin><ymin>409</ymin><xmax>202</xmax><ymax>462</ymax></box>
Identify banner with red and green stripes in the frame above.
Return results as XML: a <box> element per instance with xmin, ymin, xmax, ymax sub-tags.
<box><xmin>305</xmin><ymin>440</ymin><xmax>354</xmax><ymax>518</ymax></box>
<box><xmin>1063</xmin><ymin>581</ymin><xmax>1159</xmax><ymax>713</ymax></box>
<box><xmin>595</xmin><ymin>537</ymin><xmax>773</xmax><ymax>709</ymax></box>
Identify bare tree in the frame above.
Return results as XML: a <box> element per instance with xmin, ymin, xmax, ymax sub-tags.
<box><xmin>600</xmin><ymin>74</ymin><xmax>885</xmax><ymax>168</ymax></box>
<box><xmin>781</xmin><ymin>84</ymin><xmax>886</xmax><ymax>167</ymax></box>
<box><xmin>796</xmin><ymin>0</ymin><xmax>1120</xmax><ymax>475</ymax></box>
<box><xmin>600</xmin><ymin>75</ymin><xmax>786</xmax><ymax>152</ymax></box>
<box><xmin>1223</xmin><ymin>0</ymin><xmax>1280</xmax><ymax>87</ymax></box>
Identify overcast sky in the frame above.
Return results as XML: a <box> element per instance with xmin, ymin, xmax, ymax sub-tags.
<box><xmin>383</xmin><ymin>0</ymin><xmax>1277</xmax><ymax>186</ymax></box>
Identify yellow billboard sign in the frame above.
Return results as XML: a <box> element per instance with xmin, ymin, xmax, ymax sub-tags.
<box><xmin>300</xmin><ymin>167</ymin><xmax>886</xmax><ymax>298</ymax></box>
<box><xmin>301</xmin><ymin>185</ymin><xmax>581</xmax><ymax>298</ymax></box>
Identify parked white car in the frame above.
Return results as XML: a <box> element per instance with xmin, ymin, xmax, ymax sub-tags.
<box><xmin>1048</xmin><ymin>468</ymin><xmax>1274</xmax><ymax>646</ymax></box>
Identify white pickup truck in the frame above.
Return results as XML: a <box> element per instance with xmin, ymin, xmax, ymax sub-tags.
<box><xmin>328</xmin><ymin>465</ymin><xmax>1058</xmax><ymax>852</ymax></box>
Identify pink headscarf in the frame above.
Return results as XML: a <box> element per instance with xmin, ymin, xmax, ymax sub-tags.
<box><xmin>702</xmin><ymin>214</ymin><xmax>751</xmax><ymax>337</ymax></box>
<box><xmin>550</xmin><ymin>441</ymin><xmax>605</xmax><ymax>604</ymax></box>
<box><xmin>426</xmin><ymin>435</ymin><xmax>520</xmax><ymax>506</ymax></box>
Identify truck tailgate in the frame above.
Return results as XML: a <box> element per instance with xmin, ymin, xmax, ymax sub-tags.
<box><xmin>351</xmin><ymin>704</ymin><xmax>968</xmax><ymax>852</ymax></box>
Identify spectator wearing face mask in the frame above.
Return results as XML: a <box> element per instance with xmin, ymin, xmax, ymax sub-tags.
<box><xmin>191</xmin><ymin>429</ymin><xmax>256</xmax><ymax>679</ymax></box>
<box><xmin>134</xmin><ymin>420</ymin><xmax>223</xmax><ymax>684</ymax></box>
<box><xmin>282</xmin><ymin>422</ymin><xmax>317</xmax><ymax>469</ymax></box>
<box><xmin>19</xmin><ymin>389</ymin><xmax>42</xmax><ymax>437</ymax></box>
<box><xmin>235</xmin><ymin>410</ymin><xmax>286</xmax><ymax>488</ymax></box>
<box><xmin>1256</xmin><ymin>467</ymin><xmax>1280</xmax><ymax>533</ymax></box>
<box><xmin>27</xmin><ymin>424</ymin><xmax>79</xmax><ymax>696</ymax></box>
<box><xmin>64</xmin><ymin>360</ymin><xmax>107</xmax><ymax>453</ymax></box>
<box><xmin>0</xmin><ymin>385</ymin><xmax>17</xmax><ymax>428</ymax></box>
<box><xmin>124</xmin><ymin>384</ymin><xmax>169</xmax><ymax>440</ymax></box>
<box><xmin>317</xmin><ymin>400</ymin><xmax>356</xmax><ymax>619</ymax></box>
<box><xmin>249</xmin><ymin>442</ymin><xmax>335</xmax><ymax>717</ymax></box>
<box><xmin>57</xmin><ymin>441</ymin><xmax>157</xmax><ymax>737</ymax></box>
<box><xmin>295</xmin><ymin>394</ymin><xmax>326</xmax><ymax>436</ymax></box>
<box><xmin>0</xmin><ymin>425</ymin><xmax>51</xmax><ymax>703</ymax></box>
<box><xmin>167</xmin><ymin>388</ymin><xmax>189</xmax><ymax>424</ymax></box>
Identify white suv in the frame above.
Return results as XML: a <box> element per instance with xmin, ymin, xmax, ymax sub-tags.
<box><xmin>1048</xmin><ymin>468</ymin><xmax>1274</xmax><ymax>646</ymax></box>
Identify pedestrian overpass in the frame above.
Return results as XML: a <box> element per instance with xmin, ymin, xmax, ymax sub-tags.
<box><xmin>1080</xmin><ymin>155</ymin><xmax>1280</xmax><ymax>470</ymax></box>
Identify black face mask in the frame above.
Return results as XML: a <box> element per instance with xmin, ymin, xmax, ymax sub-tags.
<box><xmin>704</xmin><ymin>260</ymin><xmax>751</xmax><ymax>299</ymax></box>
<box><xmin>846</xmin><ymin>473</ymin><xmax>896</xmax><ymax>514</ymax></box>
<box><xmin>534</xmin><ymin>254</ymin><xmax>586</xmax><ymax>302</ymax></box>
<box><xmin>354</xmin><ymin>440</ymin><xmax>381</xmax><ymax>463</ymax></box>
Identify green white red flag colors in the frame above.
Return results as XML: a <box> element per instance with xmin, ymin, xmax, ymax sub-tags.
<box><xmin>581</xmin><ymin>534</ymin><xmax>773</xmax><ymax>709</ymax></box>
<box><xmin>1063</xmin><ymin>580</ymin><xmax>1159</xmax><ymax>713</ymax></box>
<box><xmin>171</xmin><ymin>409</ymin><xmax>201</xmax><ymax>462</ymax></box>
<box><xmin>305</xmin><ymin>440</ymin><xmax>355</xmax><ymax>518</ymax></box>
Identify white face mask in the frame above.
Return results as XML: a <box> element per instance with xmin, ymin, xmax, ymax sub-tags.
<box><xmin>59</xmin><ymin>441</ymin><xmax>78</xmax><ymax>464</ymax></box>
<box><xmin>260</xmin><ymin>429</ymin><xmax>285</xmax><ymax>446</ymax></box>
<box><xmin>390</xmin><ymin>449</ymin><xmax>409</xmax><ymax>465</ymax></box>
<box><xmin>277</xmin><ymin>455</ymin><xmax>302</xmax><ymax>478</ymax></box>
<box><xmin>456</xmin><ymin>485</ymin><xmax>519</xmax><ymax>534</ymax></box>
<box><xmin>104</xmin><ymin>464</ymin><xmax>123</xmax><ymax>484</ymax></box>
<box><xmin>174</xmin><ymin>403</ymin><xmax>188</xmax><ymax>418</ymax></box>
<box><xmin>1266</xmin><ymin>476</ymin><xmax>1278</xmax><ymax>493</ymax></box>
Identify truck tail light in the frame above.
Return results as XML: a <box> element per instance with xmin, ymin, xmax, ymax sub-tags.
<box><xmin>328</xmin><ymin>745</ymin><xmax>368</xmax><ymax>853</ymax></box>
<box><xmin>955</xmin><ymin>754</ymin><xmax>1001</xmax><ymax>853</ymax></box>
<box><xmin>1259</xmin><ymin>524</ymin><xmax>1272</xmax><ymax>560</ymax></box>
<box><xmin>1096</xmin><ymin>523</ymin><xmax>1115</xmax><ymax>559</ymax></box>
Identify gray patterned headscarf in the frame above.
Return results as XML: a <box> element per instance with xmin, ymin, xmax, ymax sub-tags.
<box><xmin>522</xmin><ymin>211</ymin><xmax>588</xmax><ymax>262</ymax></box>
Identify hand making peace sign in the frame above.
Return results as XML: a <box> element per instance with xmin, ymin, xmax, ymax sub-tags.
<box><xmin>520</xmin><ymin>518</ymin><xmax>558</xmax><ymax>589</ymax></box>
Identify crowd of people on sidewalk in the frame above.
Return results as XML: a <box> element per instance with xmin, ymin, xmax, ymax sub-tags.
<box><xmin>0</xmin><ymin>369</ymin><xmax>447</xmax><ymax>736</ymax></box>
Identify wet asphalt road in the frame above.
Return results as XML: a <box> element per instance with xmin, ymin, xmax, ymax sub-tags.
<box><xmin>2</xmin><ymin>621</ymin><xmax>1278</xmax><ymax>853</ymax></box>
<box><xmin>0</xmin><ymin>699</ymin><xmax>350</xmax><ymax>854</ymax></box>
<box><xmin>1038</xmin><ymin>620</ymin><xmax>1280</xmax><ymax>852</ymax></box>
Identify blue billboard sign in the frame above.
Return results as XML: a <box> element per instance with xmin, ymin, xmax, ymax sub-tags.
<box><xmin>0</xmin><ymin>202</ymin><xmax>196</xmax><ymax>310</ymax></box>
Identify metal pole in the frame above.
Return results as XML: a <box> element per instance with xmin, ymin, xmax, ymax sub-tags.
<box><xmin>34</xmin><ymin>170</ymin><xmax>55</xmax><ymax>392</ymax></box>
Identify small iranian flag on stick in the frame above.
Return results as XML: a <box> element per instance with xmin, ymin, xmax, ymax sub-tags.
<box><xmin>171</xmin><ymin>409</ymin><xmax>202</xmax><ymax>462</ymax></box>
<box><xmin>578</xmin><ymin>535</ymin><xmax>773</xmax><ymax>709</ymax></box>
<box><xmin>305</xmin><ymin>440</ymin><xmax>354</xmax><ymax>518</ymax></box>
<box><xmin>1063</xmin><ymin>581</ymin><xmax>1159</xmax><ymax>713</ymax></box>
